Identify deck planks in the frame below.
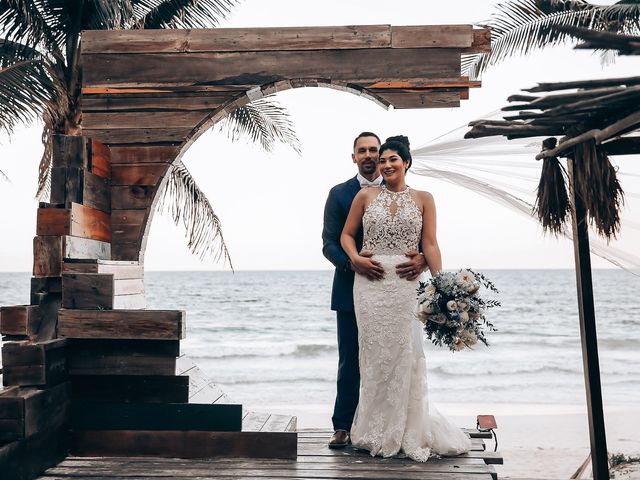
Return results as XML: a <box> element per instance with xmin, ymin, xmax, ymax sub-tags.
<box><xmin>38</xmin><ymin>428</ymin><xmax>502</xmax><ymax>480</ymax></box>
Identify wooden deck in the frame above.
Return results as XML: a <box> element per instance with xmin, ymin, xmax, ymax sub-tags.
<box><xmin>38</xmin><ymin>428</ymin><xmax>502</xmax><ymax>480</ymax></box>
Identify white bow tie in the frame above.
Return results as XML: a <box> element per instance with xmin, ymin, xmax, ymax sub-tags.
<box><xmin>359</xmin><ymin>177</ymin><xmax>383</xmax><ymax>188</ymax></box>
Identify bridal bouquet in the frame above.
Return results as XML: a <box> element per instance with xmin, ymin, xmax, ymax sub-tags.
<box><xmin>415</xmin><ymin>269</ymin><xmax>499</xmax><ymax>352</ymax></box>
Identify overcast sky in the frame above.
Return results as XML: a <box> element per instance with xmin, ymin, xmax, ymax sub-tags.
<box><xmin>1</xmin><ymin>0</ymin><xmax>637</xmax><ymax>272</ymax></box>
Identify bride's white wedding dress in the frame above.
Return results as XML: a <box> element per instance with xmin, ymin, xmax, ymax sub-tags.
<box><xmin>351</xmin><ymin>185</ymin><xmax>472</xmax><ymax>462</ymax></box>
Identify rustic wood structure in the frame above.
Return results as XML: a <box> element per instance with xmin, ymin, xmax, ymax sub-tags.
<box><xmin>0</xmin><ymin>24</ymin><xmax>489</xmax><ymax>480</ymax></box>
<box><xmin>36</xmin><ymin>429</ymin><xmax>502</xmax><ymax>480</ymax></box>
<box><xmin>466</xmin><ymin>28</ymin><xmax>640</xmax><ymax>480</ymax></box>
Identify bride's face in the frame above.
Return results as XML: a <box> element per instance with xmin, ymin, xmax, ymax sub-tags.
<box><xmin>379</xmin><ymin>150</ymin><xmax>406</xmax><ymax>182</ymax></box>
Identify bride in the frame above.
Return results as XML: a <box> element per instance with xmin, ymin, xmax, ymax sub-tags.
<box><xmin>340</xmin><ymin>135</ymin><xmax>472</xmax><ymax>461</ymax></box>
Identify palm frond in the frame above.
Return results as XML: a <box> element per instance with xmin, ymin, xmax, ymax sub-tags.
<box><xmin>0</xmin><ymin>168</ymin><xmax>8</xmax><ymax>182</ymax></box>
<box><xmin>0</xmin><ymin>59</ymin><xmax>57</xmax><ymax>134</ymax></box>
<box><xmin>465</xmin><ymin>0</ymin><xmax>598</xmax><ymax>78</ymax></box>
<box><xmin>0</xmin><ymin>37</ymin><xmax>42</xmax><ymax>66</ymax></box>
<box><xmin>0</xmin><ymin>0</ymin><xmax>65</xmax><ymax>60</ymax></box>
<box><xmin>134</xmin><ymin>0</ymin><xmax>236</xmax><ymax>29</ymax></box>
<box><xmin>218</xmin><ymin>97</ymin><xmax>302</xmax><ymax>155</ymax></box>
<box><xmin>157</xmin><ymin>159</ymin><xmax>233</xmax><ymax>267</ymax></box>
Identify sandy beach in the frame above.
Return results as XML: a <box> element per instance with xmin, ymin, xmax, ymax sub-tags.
<box><xmin>252</xmin><ymin>402</ymin><xmax>640</xmax><ymax>479</ymax></box>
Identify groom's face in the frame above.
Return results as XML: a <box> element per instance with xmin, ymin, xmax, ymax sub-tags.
<box><xmin>352</xmin><ymin>136</ymin><xmax>380</xmax><ymax>176</ymax></box>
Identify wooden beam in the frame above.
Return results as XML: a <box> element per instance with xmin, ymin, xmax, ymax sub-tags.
<box><xmin>111</xmin><ymin>185</ymin><xmax>157</xmax><ymax>210</ymax></box>
<box><xmin>83</xmin><ymin>127</ymin><xmax>191</xmax><ymax>145</ymax></box>
<box><xmin>36</xmin><ymin>203</ymin><xmax>111</xmax><ymax>242</ymax></box>
<box><xmin>71</xmin><ymin>401</ymin><xmax>242</xmax><ymax>431</ymax></box>
<box><xmin>81</xmin><ymin>93</ymin><xmax>230</xmax><ymax>112</ymax></box>
<box><xmin>82</xmin><ymin>111</ymin><xmax>210</xmax><ymax>129</ymax></box>
<box><xmin>70</xmin><ymin>430</ymin><xmax>297</xmax><ymax>459</ymax></box>
<box><xmin>70</xmin><ymin>375</ymin><xmax>189</xmax><ymax>403</ymax></box>
<box><xmin>0</xmin><ymin>306</ymin><xmax>42</xmax><ymax>339</ymax></box>
<box><xmin>62</xmin><ymin>259</ymin><xmax>143</xmax><ymax>279</ymax></box>
<box><xmin>111</xmin><ymin>163</ymin><xmax>170</xmax><ymax>186</ymax></box>
<box><xmin>61</xmin><ymin>273</ymin><xmax>145</xmax><ymax>309</ymax></box>
<box><xmin>567</xmin><ymin>158</ymin><xmax>610</xmax><ymax>480</ymax></box>
<box><xmin>58</xmin><ymin>309</ymin><xmax>185</xmax><ymax>340</ymax></box>
<box><xmin>373</xmin><ymin>91</ymin><xmax>461</xmax><ymax>109</ymax></box>
<box><xmin>1</xmin><ymin>340</ymin><xmax>68</xmax><ymax>388</ymax></box>
<box><xmin>82</xmin><ymin>48</ymin><xmax>461</xmax><ymax>87</ymax></box>
<box><xmin>110</xmin><ymin>145</ymin><xmax>178</xmax><ymax>164</ymax></box>
<box><xmin>81</xmin><ymin>25</ymin><xmax>393</xmax><ymax>54</ymax></box>
<box><xmin>391</xmin><ymin>25</ymin><xmax>472</xmax><ymax>48</ymax></box>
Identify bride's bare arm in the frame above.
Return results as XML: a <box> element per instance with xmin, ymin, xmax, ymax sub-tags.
<box><xmin>341</xmin><ymin>191</ymin><xmax>385</xmax><ymax>280</ymax></box>
<box><xmin>421</xmin><ymin>192</ymin><xmax>442</xmax><ymax>277</ymax></box>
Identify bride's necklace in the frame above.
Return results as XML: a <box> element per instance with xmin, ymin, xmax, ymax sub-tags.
<box><xmin>383</xmin><ymin>184</ymin><xmax>410</xmax><ymax>195</ymax></box>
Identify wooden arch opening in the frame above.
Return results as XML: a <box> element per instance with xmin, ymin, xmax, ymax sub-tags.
<box><xmin>0</xmin><ymin>24</ymin><xmax>491</xmax><ymax>474</ymax></box>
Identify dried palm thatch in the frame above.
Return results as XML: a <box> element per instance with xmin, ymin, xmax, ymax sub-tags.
<box><xmin>534</xmin><ymin>137</ymin><xmax>570</xmax><ymax>234</ymax></box>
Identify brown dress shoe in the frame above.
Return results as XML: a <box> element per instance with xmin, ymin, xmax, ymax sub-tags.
<box><xmin>328</xmin><ymin>429</ymin><xmax>350</xmax><ymax>449</ymax></box>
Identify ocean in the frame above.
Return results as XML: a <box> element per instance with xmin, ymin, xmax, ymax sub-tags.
<box><xmin>1</xmin><ymin>269</ymin><xmax>638</xmax><ymax>410</ymax></box>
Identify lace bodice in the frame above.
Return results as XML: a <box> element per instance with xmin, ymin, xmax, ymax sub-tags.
<box><xmin>362</xmin><ymin>186</ymin><xmax>422</xmax><ymax>255</ymax></box>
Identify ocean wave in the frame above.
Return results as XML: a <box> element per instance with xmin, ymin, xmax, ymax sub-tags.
<box><xmin>429</xmin><ymin>364</ymin><xmax>582</xmax><ymax>377</ymax></box>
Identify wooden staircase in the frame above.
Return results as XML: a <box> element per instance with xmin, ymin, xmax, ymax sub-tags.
<box><xmin>0</xmin><ymin>135</ymin><xmax>296</xmax><ymax>480</ymax></box>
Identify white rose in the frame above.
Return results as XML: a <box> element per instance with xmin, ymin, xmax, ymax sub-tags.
<box><xmin>425</xmin><ymin>284</ymin><xmax>436</xmax><ymax>295</ymax></box>
<box><xmin>457</xmin><ymin>301</ymin><xmax>469</xmax><ymax>311</ymax></box>
<box><xmin>431</xmin><ymin>314</ymin><xmax>447</xmax><ymax>325</ymax></box>
<box><xmin>460</xmin><ymin>330</ymin><xmax>478</xmax><ymax>346</ymax></box>
<box><xmin>420</xmin><ymin>302</ymin><xmax>434</xmax><ymax>314</ymax></box>
<box><xmin>446</xmin><ymin>300</ymin><xmax>457</xmax><ymax>312</ymax></box>
<box><xmin>459</xmin><ymin>311</ymin><xmax>469</xmax><ymax>323</ymax></box>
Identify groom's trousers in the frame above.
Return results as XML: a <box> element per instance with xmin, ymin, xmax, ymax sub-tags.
<box><xmin>332</xmin><ymin>310</ymin><xmax>360</xmax><ymax>431</ymax></box>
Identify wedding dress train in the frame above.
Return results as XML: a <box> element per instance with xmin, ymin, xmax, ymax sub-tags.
<box><xmin>350</xmin><ymin>185</ymin><xmax>471</xmax><ymax>462</ymax></box>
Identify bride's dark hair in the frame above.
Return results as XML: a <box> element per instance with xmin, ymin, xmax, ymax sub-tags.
<box><xmin>380</xmin><ymin>135</ymin><xmax>412</xmax><ymax>171</ymax></box>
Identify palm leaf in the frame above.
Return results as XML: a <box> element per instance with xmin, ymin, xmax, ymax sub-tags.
<box><xmin>134</xmin><ymin>0</ymin><xmax>236</xmax><ymax>28</ymax></box>
<box><xmin>464</xmin><ymin>0</ymin><xmax>640</xmax><ymax>78</ymax></box>
<box><xmin>0</xmin><ymin>0</ymin><xmax>65</xmax><ymax>60</ymax></box>
<box><xmin>218</xmin><ymin>97</ymin><xmax>302</xmax><ymax>155</ymax></box>
<box><xmin>0</xmin><ymin>59</ymin><xmax>57</xmax><ymax>133</ymax></box>
<box><xmin>0</xmin><ymin>37</ymin><xmax>42</xmax><ymax>66</ymax></box>
<box><xmin>157</xmin><ymin>159</ymin><xmax>233</xmax><ymax>266</ymax></box>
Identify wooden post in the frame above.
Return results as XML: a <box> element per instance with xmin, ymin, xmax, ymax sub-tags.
<box><xmin>567</xmin><ymin>157</ymin><xmax>609</xmax><ymax>480</ymax></box>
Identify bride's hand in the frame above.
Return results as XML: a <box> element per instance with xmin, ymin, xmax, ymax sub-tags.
<box><xmin>352</xmin><ymin>251</ymin><xmax>385</xmax><ymax>280</ymax></box>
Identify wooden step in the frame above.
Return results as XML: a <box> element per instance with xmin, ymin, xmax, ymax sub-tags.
<box><xmin>1</xmin><ymin>340</ymin><xmax>67</xmax><ymax>387</ymax></box>
<box><xmin>0</xmin><ymin>306</ymin><xmax>42</xmax><ymax>340</ymax></box>
<box><xmin>37</xmin><ymin>203</ymin><xmax>110</xmax><ymax>243</ymax></box>
<box><xmin>67</xmin><ymin>339</ymin><xmax>179</xmax><ymax>376</ymax></box>
<box><xmin>0</xmin><ymin>382</ymin><xmax>70</xmax><ymax>443</ymax></box>
<box><xmin>70</xmin><ymin>374</ymin><xmax>189</xmax><ymax>403</ymax></box>
<box><xmin>58</xmin><ymin>309</ymin><xmax>185</xmax><ymax>340</ymax></box>
<box><xmin>71</xmin><ymin>400</ymin><xmax>242</xmax><ymax>431</ymax></box>
<box><xmin>69</xmin><ymin>430</ymin><xmax>297</xmax><ymax>460</ymax></box>
<box><xmin>62</xmin><ymin>273</ymin><xmax>145</xmax><ymax>309</ymax></box>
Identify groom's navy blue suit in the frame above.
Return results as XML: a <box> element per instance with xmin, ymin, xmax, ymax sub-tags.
<box><xmin>322</xmin><ymin>175</ymin><xmax>363</xmax><ymax>431</ymax></box>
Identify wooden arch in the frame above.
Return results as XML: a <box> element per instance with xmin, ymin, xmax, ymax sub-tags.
<box><xmin>80</xmin><ymin>25</ymin><xmax>489</xmax><ymax>262</ymax></box>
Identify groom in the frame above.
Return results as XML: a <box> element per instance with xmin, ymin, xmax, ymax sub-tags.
<box><xmin>322</xmin><ymin>131</ymin><xmax>428</xmax><ymax>448</ymax></box>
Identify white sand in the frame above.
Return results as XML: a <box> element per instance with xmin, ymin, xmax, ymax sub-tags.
<box><xmin>250</xmin><ymin>402</ymin><xmax>640</xmax><ymax>479</ymax></box>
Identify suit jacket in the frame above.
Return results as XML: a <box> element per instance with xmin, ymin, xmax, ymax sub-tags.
<box><xmin>322</xmin><ymin>175</ymin><xmax>362</xmax><ymax>312</ymax></box>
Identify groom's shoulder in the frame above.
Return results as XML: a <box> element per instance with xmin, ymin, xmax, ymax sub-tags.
<box><xmin>330</xmin><ymin>176</ymin><xmax>357</xmax><ymax>195</ymax></box>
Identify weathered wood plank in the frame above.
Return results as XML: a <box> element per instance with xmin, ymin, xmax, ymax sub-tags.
<box><xmin>80</xmin><ymin>26</ymin><xmax>393</xmax><ymax>54</ymax></box>
<box><xmin>375</xmin><ymin>91</ymin><xmax>460</xmax><ymax>109</ymax></box>
<box><xmin>0</xmin><ymin>306</ymin><xmax>42</xmax><ymax>339</ymax></box>
<box><xmin>111</xmin><ymin>209</ymin><xmax>147</xmax><ymax>225</ymax></box>
<box><xmin>82</xmin><ymin>93</ymin><xmax>230</xmax><ymax>112</ymax></box>
<box><xmin>63</xmin><ymin>235</ymin><xmax>111</xmax><ymax>260</ymax></box>
<box><xmin>70</xmin><ymin>375</ymin><xmax>189</xmax><ymax>403</ymax></box>
<box><xmin>69</xmin><ymin>203</ymin><xmax>111</xmax><ymax>242</ymax></box>
<box><xmin>111</xmin><ymin>223</ymin><xmax>144</xmax><ymax>244</ymax></box>
<box><xmin>242</xmin><ymin>411</ymin><xmax>270</xmax><ymax>432</ymax></box>
<box><xmin>392</xmin><ymin>25</ymin><xmax>473</xmax><ymax>48</ymax></box>
<box><xmin>110</xmin><ymin>145</ymin><xmax>178</xmax><ymax>164</ymax></box>
<box><xmin>82</xmin><ymin>49</ymin><xmax>461</xmax><ymax>87</ymax></box>
<box><xmin>0</xmin><ymin>423</ymin><xmax>67</xmax><ymax>480</ymax></box>
<box><xmin>62</xmin><ymin>260</ymin><xmax>143</xmax><ymax>279</ymax></box>
<box><xmin>50</xmin><ymin>167</ymin><xmax>111</xmax><ymax>212</ymax></box>
<box><xmin>111</xmin><ymin>163</ymin><xmax>169</xmax><ymax>186</ymax></box>
<box><xmin>469</xmin><ymin>28</ymin><xmax>492</xmax><ymax>54</ymax></box>
<box><xmin>62</xmin><ymin>273</ymin><xmax>114</xmax><ymax>309</ymax></box>
<box><xmin>67</xmin><ymin>339</ymin><xmax>179</xmax><ymax>376</ymax></box>
<box><xmin>33</xmin><ymin>236</ymin><xmax>63</xmax><ymax>277</ymax></box>
<box><xmin>71</xmin><ymin>401</ymin><xmax>242</xmax><ymax>431</ymax></box>
<box><xmin>83</xmin><ymin>127</ymin><xmax>192</xmax><ymax>145</ymax></box>
<box><xmin>83</xmin><ymin>111</ymin><xmax>210</xmax><ymax>129</ymax></box>
<box><xmin>36</xmin><ymin>204</ymin><xmax>111</xmax><ymax>242</ymax></box>
<box><xmin>58</xmin><ymin>309</ymin><xmax>185</xmax><ymax>340</ymax></box>
<box><xmin>70</xmin><ymin>430</ymin><xmax>297</xmax><ymax>459</ymax></box>
<box><xmin>111</xmin><ymin>243</ymin><xmax>143</xmax><ymax>262</ymax></box>
<box><xmin>1</xmin><ymin>340</ymin><xmax>67</xmax><ymax>387</ymax></box>
<box><xmin>52</xmin><ymin>134</ymin><xmax>89</xmax><ymax>169</ymax></box>
<box><xmin>111</xmin><ymin>185</ymin><xmax>157</xmax><ymax>210</ymax></box>
<box><xmin>91</xmin><ymin>139</ymin><xmax>111</xmax><ymax>178</ymax></box>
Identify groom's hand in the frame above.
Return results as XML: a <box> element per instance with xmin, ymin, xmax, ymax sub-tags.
<box><xmin>396</xmin><ymin>250</ymin><xmax>427</xmax><ymax>280</ymax></box>
<box><xmin>353</xmin><ymin>251</ymin><xmax>384</xmax><ymax>281</ymax></box>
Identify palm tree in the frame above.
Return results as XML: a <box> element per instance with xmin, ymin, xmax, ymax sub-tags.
<box><xmin>464</xmin><ymin>0</ymin><xmax>640</xmax><ymax>78</ymax></box>
<box><xmin>0</xmin><ymin>0</ymin><xmax>301</xmax><ymax>264</ymax></box>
